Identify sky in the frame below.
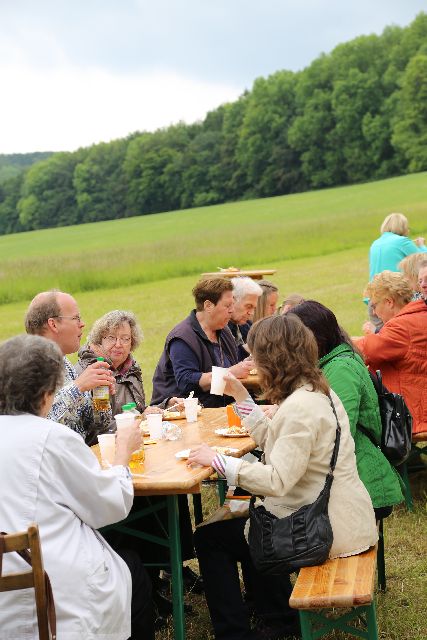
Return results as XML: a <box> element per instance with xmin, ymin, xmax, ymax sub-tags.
<box><xmin>0</xmin><ymin>0</ymin><xmax>425</xmax><ymax>154</ymax></box>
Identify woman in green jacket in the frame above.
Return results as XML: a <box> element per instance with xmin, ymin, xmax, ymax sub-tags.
<box><xmin>291</xmin><ymin>300</ymin><xmax>403</xmax><ymax>519</ymax></box>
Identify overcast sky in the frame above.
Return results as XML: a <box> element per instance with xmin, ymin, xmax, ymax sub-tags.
<box><xmin>0</xmin><ymin>0</ymin><xmax>425</xmax><ymax>154</ymax></box>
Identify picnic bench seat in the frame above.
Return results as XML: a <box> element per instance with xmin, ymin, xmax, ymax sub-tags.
<box><xmin>289</xmin><ymin>545</ymin><xmax>378</xmax><ymax>639</ymax></box>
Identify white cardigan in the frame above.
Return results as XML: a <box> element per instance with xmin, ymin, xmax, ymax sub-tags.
<box><xmin>0</xmin><ymin>414</ymin><xmax>134</xmax><ymax>640</ymax></box>
<box><xmin>226</xmin><ymin>387</ymin><xmax>378</xmax><ymax>558</ymax></box>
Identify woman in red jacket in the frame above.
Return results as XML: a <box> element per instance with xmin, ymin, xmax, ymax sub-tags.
<box><xmin>356</xmin><ymin>271</ymin><xmax>427</xmax><ymax>436</ymax></box>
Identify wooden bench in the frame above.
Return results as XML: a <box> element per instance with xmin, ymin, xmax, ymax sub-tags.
<box><xmin>289</xmin><ymin>546</ymin><xmax>378</xmax><ymax>640</ymax></box>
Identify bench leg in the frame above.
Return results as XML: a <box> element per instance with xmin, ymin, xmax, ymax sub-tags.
<box><xmin>217</xmin><ymin>479</ymin><xmax>227</xmax><ymax>505</ymax></box>
<box><xmin>297</xmin><ymin>603</ymin><xmax>378</xmax><ymax>640</ymax></box>
<box><xmin>377</xmin><ymin>519</ymin><xmax>386</xmax><ymax>592</ymax></box>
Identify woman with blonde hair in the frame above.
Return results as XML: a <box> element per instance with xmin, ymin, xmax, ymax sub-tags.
<box><xmin>399</xmin><ymin>253</ymin><xmax>426</xmax><ymax>298</ymax></box>
<box><xmin>190</xmin><ymin>315</ymin><xmax>377</xmax><ymax>640</ymax></box>
<box><xmin>252</xmin><ymin>280</ymin><xmax>279</xmax><ymax>323</ymax></box>
<box><xmin>279</xmin><ymin>293</ymin><xmax>305</xmax><ymax>315</ymax></box>
<box><xmin>355</xmin><ymin>271</ymin><xmax>427</xmax><ymax>436</ymax></box>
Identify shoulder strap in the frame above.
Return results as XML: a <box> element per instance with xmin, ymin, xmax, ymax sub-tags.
<box><xmin>327</xmin><ymin>394</ymin><xmax>341</xmax><ymax>473</ymax></box>
<box><xmin>0</xmin><ymin>532</ymin><xmax>57</xmax><ymax>639</ymax></box>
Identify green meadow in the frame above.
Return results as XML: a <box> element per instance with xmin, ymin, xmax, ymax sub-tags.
<box><xmin>0</xmin><ymin>172</ymin><xmax>426</xmax><ymax>639</ymax></box>
<box><xmin>1</xmin><ymin>171</ymin><xmax>427</xmax><ymax>399</ymax></box>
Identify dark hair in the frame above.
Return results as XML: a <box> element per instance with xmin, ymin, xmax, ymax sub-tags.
<box><xmin>290</xmin><ymin>300</ymin><xmax>348</xmax><ymax>359</ymax></box>
<box><xmin>0</xmin><ymin>334</ymin><xmax>64</xmax><ymax>416</ymax></box>
<box><xmin>192</xmin><ymin>278</ymin><xmax>233</xmax><ymax>311</ymax></box>
<box><xmin>25</xmin><ymin>290</ymin><xmax>60</xmax><ymax>335</ymax></box>
<box><xmin>246</xmin><ymin>314</ymin><xmax>329</xmax><ymax>404</ymax></box>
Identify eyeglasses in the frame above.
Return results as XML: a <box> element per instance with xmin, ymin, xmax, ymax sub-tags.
<box><xmin>52</xmin><ymin>315</ymin><xmax>82</xmax><ymax>323</ymax></box>
<box><xmin>102</xmin><ymin>335</ymin><xmax>132</xmax><ymax>345</ymax></box>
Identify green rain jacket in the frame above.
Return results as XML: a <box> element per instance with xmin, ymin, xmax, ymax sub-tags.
<box><xmin>319</xmin><ymin>343</ymin><xmax>403</xmax><ymax>509</ymax></box>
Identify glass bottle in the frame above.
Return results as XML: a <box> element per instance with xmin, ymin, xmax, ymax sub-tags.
<box><xmin>92</xmin><ymin>357</ymin><xmax>111</xmax><ymax>412</ymax></box>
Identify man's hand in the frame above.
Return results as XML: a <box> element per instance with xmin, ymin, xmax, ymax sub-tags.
<box><xmin>229</xmin><ymin>359</ymin><xmax>254</xmax><ymax>380</ymax></box>
<box><xmin>75</xmin><ymin>361</ymin><xmax>115</xmax><ymax>394</ymax></box>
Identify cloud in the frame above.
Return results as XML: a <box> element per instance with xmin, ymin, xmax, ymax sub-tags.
<box><xmin>0</xmin><ymin>64</ymin><xmax>242</xmax><ymax>153</ymax></box>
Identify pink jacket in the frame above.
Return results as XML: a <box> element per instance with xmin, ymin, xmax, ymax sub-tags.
<box><xmin>356</xmin><ymin>300</ymin><xmax>427</xmax><ymax>435</ymax></box>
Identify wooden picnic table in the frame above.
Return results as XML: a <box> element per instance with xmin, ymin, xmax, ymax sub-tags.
<box><xmin>201</xmin><ymin>269</ymin><xmax>276</xmax><ymax>281</ymax></box>
<box><xmin>92</xmin><ymin>407</ymin><xmax>255</xmax><ymax>640</ymax></box>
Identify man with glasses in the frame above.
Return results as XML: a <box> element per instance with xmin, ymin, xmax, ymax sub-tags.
<box><xmin>25</xmin><ymin>289</ymin><xmax>115</xmax><ymax>444</ymax></box>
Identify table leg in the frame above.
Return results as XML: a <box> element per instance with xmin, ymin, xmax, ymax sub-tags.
<box><xmin>167</xmin><ymin>495</ymin><xmax>186</xmax><ymax>640</ymax></box>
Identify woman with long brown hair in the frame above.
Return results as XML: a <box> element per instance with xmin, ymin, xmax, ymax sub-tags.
<box><xmin>189</xmin><ymin>314</ymin><xmax>377</xmax><ymax>640</ymax></box>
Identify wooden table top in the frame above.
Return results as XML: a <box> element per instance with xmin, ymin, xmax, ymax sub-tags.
<box><xmin>201</xmin><ymin>269</ymin><xmax>276</xmax><ymax>281</ymax></box>
<box><xmin>92</xmin><ymin>408</ymin><xmax>255</xmax><ymax>496</ymax></box>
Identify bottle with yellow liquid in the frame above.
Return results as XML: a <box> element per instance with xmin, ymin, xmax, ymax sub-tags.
<box><xmin>122</xmin><ymin>404</ymin><xmax>145</xmax><ymax>470</ymax></box>
<box><xmin>92</xmin><ymin>357</ymin><xmax>111</xmax><ymax>412</ymax></box>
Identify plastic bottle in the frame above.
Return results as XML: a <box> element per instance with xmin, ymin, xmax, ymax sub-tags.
<box><xmin>92</xmin><ymin>357</ymin><xmax>111</xmax><ymax>412</ymax></box>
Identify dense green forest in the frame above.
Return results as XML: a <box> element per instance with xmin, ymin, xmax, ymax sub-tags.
<box><xmin>0</xmin><ymin>152</ymin><xmax>53</xmax><ymax>185</ymax></box>
<box><xmin>1</xmin><ymin>13</ymin><xmax>426</xmax><ymax>236</ymax></box>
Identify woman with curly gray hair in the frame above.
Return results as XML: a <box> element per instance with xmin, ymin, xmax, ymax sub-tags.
<box><xmin>76</xmin><ymin>310</ymin><xmax>180</xmax><ymax>415</ymax></box>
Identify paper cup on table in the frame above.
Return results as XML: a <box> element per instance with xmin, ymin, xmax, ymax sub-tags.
<box><xmin>98</xmin><ymin>434</ymin><xmax>116</xmax><ymax>467</ymax></box>
<box><xmin>210</xmin><ymin>366</ymin><xmax>228</xmax><ymax>395</ymax></box>
<box><xmin>146</xmin><ymin>413</ymin><xmax>163</xmax><ymax>439</ymax></box>
<box><xmin>114</xmin><ymin>413</ymin><xmax>135</xmax><ymax>431</ymax></box>
<box><xmin>183</xmin><ymin>397</ymin><xmax>198</xmax><ymax>423</ymax></box>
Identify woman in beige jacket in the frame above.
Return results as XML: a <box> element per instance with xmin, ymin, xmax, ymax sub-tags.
<box><xmin>190</xmin><ymin>314</ymin><xmax>377</xmax><ymax>640</ymax></box>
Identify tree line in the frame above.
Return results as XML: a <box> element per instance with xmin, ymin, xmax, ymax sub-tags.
<box><xmin>1</xmin><ymin>13</ymin><xmax>427</xmax><ymax>236</ymax></box>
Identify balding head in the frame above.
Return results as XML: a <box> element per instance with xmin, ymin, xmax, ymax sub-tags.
<box><xmin>24</xmin><ymin>290</ymin><xmax>84</xmax><ymax>355</ymax></box>
<box><xmin>25</xmin><ymin>290</ymin><xmax>62</xmax><ymax>335</ymax></box>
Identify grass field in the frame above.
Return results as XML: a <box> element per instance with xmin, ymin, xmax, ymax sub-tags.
<box><xmin>0</xmin><ymin>172</ymin><xmax>426</xmax><ymax>639</ymax></box>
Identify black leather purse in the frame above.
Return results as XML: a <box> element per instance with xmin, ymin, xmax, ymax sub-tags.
<box><xmin>248</xmin><ymin>395</ymin><xmax>341</xmax><ymax>575</ymax></box>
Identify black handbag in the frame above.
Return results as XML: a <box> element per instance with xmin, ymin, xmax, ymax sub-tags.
<box><xmin>248</xmin><ymin>395</ymin><xmax>341</xmax><ymax>575</ymax></box>
<box><xmin>359</xmin><ymin>370</ymin><xmax>412</xmax><ymax>467</ymax></box>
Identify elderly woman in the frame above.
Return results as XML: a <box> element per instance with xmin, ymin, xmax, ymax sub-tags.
<box><xmin>355</xmin><ymin>271</ymin><xmax>427</xmax><ymax>436</ymax></box>
<box><xmin>77</xmin><ymin>311</ymin><xmax>200</xmax><ymax>611</ymax></box>
<box><xmin>252</xmin><ymin>280</ymin><xmax>279</xmax><ymax>323</ymax></box>
<box><xmin>291</xmin><ymin>300</ymin><xmax>403</xmax><ymax>519</ymax></box>
<box><xmin>399</xmin><ymin>252</ymin><xmax>426</xmax><ymax>299</ymax></box>
<box><xmin>76</xmin><ymin>310</ymin><xmax>179</xmax><ymax>414</ymax></box>
<box><xmin>0</xmin><ymin>334</ymin><xmax>153</xmax><ymax>640</ymax></box>
<box><xmin>189</xmin><ymin>315</ymin><xmax>377</xmax><ymax>640</ymax></box>
<box><xmin>152</xmin><ymin>278</ymin><xmax>252</xmax><ymax>408</ymax></box>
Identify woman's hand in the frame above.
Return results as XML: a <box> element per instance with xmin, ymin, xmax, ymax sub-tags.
<box><xmin>114</xmin><ymin>421</ymin><xmax>142</xmax><ymax>466</ymax></box>
<box><xmin>223</xmin><ymin>371</ymin><xmax>249</xmax><ymax>402</ymax></box>
<box><xmin>262</xmin><ymin>404</ymin><xmax>279</xmax><ymax>418</ymax></box>
<box><xmin>362</xmin><ymin>321</ymin><xmax>375</xmax><ymax>335</ymax></box>
<box><xmin>187</xmin><ymin>443</ymin><xmax>217</xmax><ymax>467</ymax></box>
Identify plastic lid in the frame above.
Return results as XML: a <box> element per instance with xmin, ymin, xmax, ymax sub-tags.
<box><xmin>96</xmin><ymin>357</ymin><xmax>104</xmax><ymax>362</ymax></box>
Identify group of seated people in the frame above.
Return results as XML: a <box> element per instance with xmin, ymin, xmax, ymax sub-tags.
<box><xmin>1</xmin><ymin>231</ymin><xmax>426</xmax><ymax>640</ymax></box>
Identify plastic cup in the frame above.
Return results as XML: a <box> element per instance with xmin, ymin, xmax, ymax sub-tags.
<box><xmin>184</xmin><ymin>397</ymin><xmax>198</xmax><ymax>423</ymax></box>
<box><xmin>114</xmin><ymin>413</ymin><xmax>135</xmax><ymax>431</ymax></box>
<box><xmin>210</xmin><ymin>366</ymin><xmax>228</xmax><ymax>395</ymax></box>
<box><xmin>98</xmin><ymin>434</ymin><xmax>116</xmax><ymax>467</ymax></box>
<box><xmin>146</xmin><ymin>413</ymin><xmax>163</xmax><ymax>439</ymax></box>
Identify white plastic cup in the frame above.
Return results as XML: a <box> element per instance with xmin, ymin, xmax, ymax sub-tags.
<box><xmin>98</xmin><ymin>434</ymin><xmax>116</xmax><ymax>467</ymax></box>
<box><xmin>184</xmin><ymin>397</ymin><xmax>198</xmax><ymax>423</ymax></box>
<box><xmin>146</xmin><ymin>413</ymin><xmax>163</xmax><ymax>439</ymax></box>
<box><xmin>210</xmin><ymin>366</ymin><xmax>228</xmax><ymax>396</ymax></box>
<box><xmin>114</xmin><ymin>413</ymin><xmax>135</xmax><ymax>431</ymax></box>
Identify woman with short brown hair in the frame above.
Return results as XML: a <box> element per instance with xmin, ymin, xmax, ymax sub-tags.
<box><xmin>189</xmin><ymin>315</ymin><xmax>377</xmax><ymax>640</ymax></box>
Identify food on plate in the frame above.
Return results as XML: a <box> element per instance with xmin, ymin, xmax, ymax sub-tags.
<box><xmin>249</xmin><ymin>368</ymin><xmax>258</xmax><ymax>375</ymax></box>
<box><xmin>219</xmin><ymin>266</ymin><xmax>240</xmax><ymax>273</ymax></box>
<box><xmin>226</xmin><ymin>426</ymin><xmax>248</xmax><ymax>436</ymax></box>
<box><xmin>212</xmin><ymin>446</ymin><xmax>239</xmax><ymax>455</ymax></box>
<box><xmin>163</xmin><ymin>410</ymin><xmax>181</xmax><ymax>419</ymax></box>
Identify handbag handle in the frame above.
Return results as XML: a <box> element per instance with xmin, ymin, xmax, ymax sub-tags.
<box><xmin>327</xmin><ymin>394</ymin><xmax>341</xmax><ymax>474</ymax></box>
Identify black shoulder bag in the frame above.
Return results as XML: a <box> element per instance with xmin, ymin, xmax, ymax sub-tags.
<box><xmin>358</xmin><ymin>369</ymin><xmax>412</xmax><ymax>467</ymax></box>
<box><xmin>248</xmin><ymin>395</ymin><xmax>341</xmax><ymax>575</ymax></box>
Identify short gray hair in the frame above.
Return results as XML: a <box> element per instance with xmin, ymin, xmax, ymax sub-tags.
<box><xmin>87</xmin><ymin>310</ymin><xmax>142</xmax><ymax>351</ymax></box>
<box><xmin>0</xmin><ymin>334</ymin><xmax>64</xmax><ymax>416</ymax></box>
<box><xmin>231</xmin><ymin>277</ymin><xmax>263</xmax><ymax>302</ymax></box>
<box><xmin>25</xmin><ymin>290</ymin><xmax>60</xmax><ymax>335</ymax></box>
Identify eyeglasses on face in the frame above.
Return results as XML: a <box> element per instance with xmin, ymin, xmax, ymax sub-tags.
<box><xmin>102</xmin><ymin>335</ymin><xmax>132</xmax><ymax>345</ymax></box>
<box><xmin>52</xmin><ymin>315</ymin><xmax>82</xmax><ymax>323</ymax></box>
